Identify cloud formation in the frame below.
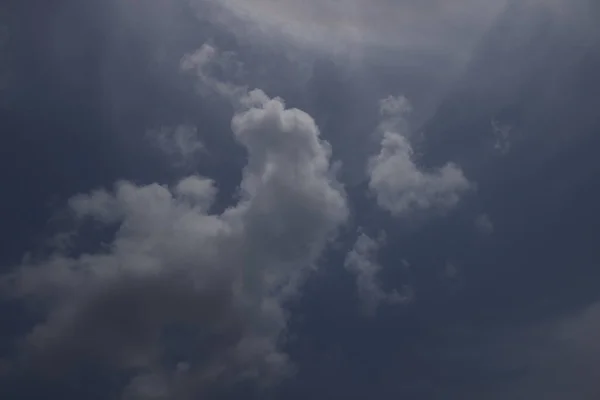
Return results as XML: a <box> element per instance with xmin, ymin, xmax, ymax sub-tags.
<box><xmin>214</xmin><ymin>0</ymin><xmax>507</xmax><ymax>55</ymax></box>
<box><xmin>2</xmin><ymin>45</ymin><xmax>348</xmax><ymax>397</ymax></box>
<box><xmin>345</xmin><ymin>232</ymin><xmax>412</xmax><ymax>315</ymax></box>
<box><xmin>368</xmin><ymin>96</ymin><xmax>471</xmax><ymax>216</ymax></box>
<box><xmin>147</xmin><ymin>124</ymin><xmax>206</xmax><ymax>167</ymax></box>
<box><xmin>475</xmin><ymin>213</ymin><xmax>494</xmax><ymax>235</ymax></box>
<box><xmin>181</xmin><ymin>43</ymin><xmax>247</xmax><ymax>101</ymax></box>
<box><xmin>466</xmin><ymin>301</ymin><xmax>600</xmax><ymax>400</ymax></box>
<box><xmin>491</xmin><ymin>119</ymin><xmax>512</xmax><ymax>155</ymax></box>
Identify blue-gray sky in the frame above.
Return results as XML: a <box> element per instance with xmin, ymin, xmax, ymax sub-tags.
<box><xmin>2</xmin><ymin>0</ymin><xmax>600</xmax><ymax>399</ymax></box>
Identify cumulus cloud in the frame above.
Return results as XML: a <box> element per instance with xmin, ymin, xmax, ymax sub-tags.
<box><xmin>378</xmin><ymin>95</ymin><xmax>413</xmax><ymax>137</ymax></box>
<box><xmin>1</xmin><ymin>46</ymin><xmax>348</xmax><ymax>397</ymax></box>
<box><xmin>345</xmin><ymin>232</ymin><xmax>412</xmax><ymax>315</ymax></box>
<box><xmin>368</xmin><ymin>96</ymin><xmax>471</xmax><ymax>216</ymax></box>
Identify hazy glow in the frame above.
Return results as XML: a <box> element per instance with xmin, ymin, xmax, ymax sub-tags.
<box><xmin>215</xmin><ymin>0</ymin><xmax>508</xmax><ymax>53</ymax></box>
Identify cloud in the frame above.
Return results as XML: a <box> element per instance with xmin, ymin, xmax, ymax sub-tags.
<box><xmin>147</xmin><ymin>125</ymin><xmax>206</xmax><ymax>167</ymax></box>
<box><xmin>465</xmin><ymin>301</ymin><xmax>600</xmax><ymax>400</ymax></box>
<box><xmin>345</xmin><ymin>232</ymin><xmax>412</xmax><ymax>315</ymax></box>
<box><xmin>475</xmin><ymin>213</ymin><xmax>494</xmax><ymax>235</ymax></box>
<box><xmin>491</xmin><ymin>119</ymin><xmax>512</xmax><ymax>155</ymax></box>
<box><xmin>368</xmin><ymin>96</ymin><xmax>471</xmax><ymax>216</ymax></box>
<box><xmin>180</xmin><ymin>43</ymin><xmax>247</xmax><ymax>101</ymax></box>
<box><xmin>214</xmin><ymin>0</ymin><xmax>507</xmax><ymax>55</ymax></box>
<box><xmin>439</xmin><ymin>261</ymin><xmax>466</xmax><ymax>295</ymax></box>
<box><xmin>1</xmin><ymin>49</ymin><xmax>348</xmax><ymax>397</ymax></box>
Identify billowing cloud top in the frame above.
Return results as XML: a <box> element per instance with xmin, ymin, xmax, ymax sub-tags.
<box><xmin>2</xmin><ymin>55</ymin><xmax>348</xmax><ymax>397</ymax></box>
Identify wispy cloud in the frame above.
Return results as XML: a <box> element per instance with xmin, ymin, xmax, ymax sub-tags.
<box><xmin>214</xmin><ymin>0</ymin><xmax>507</xmax><ymax>55</ymax></box>
<box><xmin>475</xmin><ymin>213</ymin><xmax>494</xmax><ymax>235</ymax></box>
<box><xmin>368</xmin><ymin>96</ymin><xmax>471</xmax><ymax>216</ymax></box>
<box><xmin>345</xmin><ymin>231</ymin><xmax>413</xmax><ymax>315</ymax></box>
<box><xmin>147</xmin><ymin>124</ymin><xmax>206</xmax><ymax>167</ymax></box>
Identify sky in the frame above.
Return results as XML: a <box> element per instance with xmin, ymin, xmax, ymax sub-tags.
<box><xmin>1</xmin><ymin>0</ymin><xmax>600</xmax><ymax>399</ymax></box>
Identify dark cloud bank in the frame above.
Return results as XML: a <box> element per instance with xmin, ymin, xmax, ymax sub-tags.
<box><xmin>2</xmin><ymin>0</ymin><xmax>600</xmax><ymax>399</ymax></box>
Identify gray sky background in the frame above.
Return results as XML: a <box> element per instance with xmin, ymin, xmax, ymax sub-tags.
<box><xmin>1</xmin><ymin>0</ymin><xmax>600</xmax><ymax>399</ymax></box>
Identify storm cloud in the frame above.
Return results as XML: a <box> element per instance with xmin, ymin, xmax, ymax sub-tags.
<box><xmin>3</xmin><ymin>0</ymin><xmax>600</xmax><ymax>399</ymax></box>
<box><xmin>1</xmin><ymin>45</ymin><xmax>348</xmax><ymax>398</ymax></box>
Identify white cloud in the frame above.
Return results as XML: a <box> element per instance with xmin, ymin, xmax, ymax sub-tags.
<box><xmin>368</xmin><ymin>96</ymin><xmax>471</xmax><ymax>216</ymax></box>
<box><xmin>345</xmin><ymin>232</ymin><xmax>412</xmax><ymax>315</ymax></box>
<box><xmin>2</xmin><ymin>51</ymin><xmax>348</xmax><ymax>397</ymax></box>
<box><xmin>174</xmin><ymin>175</ymin><xmax>217</xmax><ymax>212</ymax></box>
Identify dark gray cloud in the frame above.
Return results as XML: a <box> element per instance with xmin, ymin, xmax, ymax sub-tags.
<box><xmin>474</xmin><ymin>213</ymin><xmax>494</xmax><ymax>235</ymax></box>
<box><xmin>3</xmin><ymin>0</ymin><xmax>600</xmax><ymax>399</ymax></box>
<box><xmin>441</xmin><ymin>302</ymin><xmax>600</xmax><ymax>399</ymax></box>
<box><xmin>1</xmin><ymin>46</ymin><xmax>348</xmax><ymax>398</ymax></box>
